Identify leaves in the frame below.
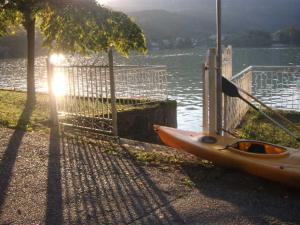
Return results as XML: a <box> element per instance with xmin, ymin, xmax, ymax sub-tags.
<box><xmin>0</xmin><ymin>8</ymin><xmax>22</xmax><ymax>37</ymax></box>
<box><xmin>39</xmin><ymin>2</ymin><xmax>147</xmax><ymax>55</ymax></box>
<box><xmin>0</xmin><ymin>0</ymin><xmax>147</xmax><ymax>55</ymax></box>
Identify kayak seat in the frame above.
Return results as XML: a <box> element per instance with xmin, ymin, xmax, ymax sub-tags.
<box><xmin>233</xmin><ymin>141</ymin><xmax>286</xmax><ymax>155</ymax></box>
<box><xmin>247</xmin><ymin>144</ymin><xmax>266</xmax><ymax>154</ymax></box>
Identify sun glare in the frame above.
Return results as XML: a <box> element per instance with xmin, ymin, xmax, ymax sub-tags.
<box><xmin>97</xmin><ymin>0</ymin><xmax>110</xmax><ymax>5</ymax></box>
<box><xmin>52</xmin><ymin>72</ymin><xmax>66</xmax><ymax>97</ymax></box>
<box><xmin>50</xmin><ymin>53</ymin><xmax>65</xmax><ymax>65</ymax></box>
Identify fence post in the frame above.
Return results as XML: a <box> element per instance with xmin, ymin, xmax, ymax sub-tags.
<box><xmin>202</xmin><ymin>62</ymin><xmax>209</xmax><ymax>132</ymax></box>
<box><xmin>207</xmin><ymin>48</ymin><xmax>218</xmax><ymax>134</ymax></box>
<box><xmin>47</xmin><ymin>57</ymin><xmax>58</xmax><ymax>126</ymax></box>
<box><xmin>223</xmin><ymin>46</ymin><xmax>233</xmax><ymax>132</ymax></box>
<box><xmin>108</xmin><ymin>48</ymin><xmax>118</xmax><ymax>136</ymax></box>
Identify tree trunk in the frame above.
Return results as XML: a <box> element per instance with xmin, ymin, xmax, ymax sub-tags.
<box><xmin>25</xmin><ymin>15</ymin><xmax>36</xmax><ymax>104</ymax></box>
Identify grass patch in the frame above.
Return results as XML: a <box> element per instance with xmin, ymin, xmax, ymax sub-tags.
<box><xmin>0</xmin><ymin>89</ymin><xmax>161</xmax><ymax>132</ymax></box>
<box><xmin>0</xmin><ymin>90</ymin><xmax>50</xmax><ymax>131</ymax></box>
<box><xmin>236</xmin><ymin>109</ymin><xmax>300</xmax><ymax>148</ymax></box>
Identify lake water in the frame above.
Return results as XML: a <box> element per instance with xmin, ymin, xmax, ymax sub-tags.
<box><xmin>116</xmin><ymin>47</ymin><xmax>300</xmax><ymax>131</ymax></box>
<box><xmin>1</xmin><ymin>47</ymin><xmax>300</xmax><ymax>131</ymax></box>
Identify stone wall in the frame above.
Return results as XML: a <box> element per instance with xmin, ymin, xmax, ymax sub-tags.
<box><xmin>117</xmin><ymin>100</ymin><xmax>177</xmax><ymax>143</ymax></box>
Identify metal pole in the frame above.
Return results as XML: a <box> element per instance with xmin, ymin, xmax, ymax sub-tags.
<box><xmin>207</xmin><ymin>49</ymin><xmax>217</xmax><ymax>134</ymax></box>
<box><xmin>202</xmin><ymin>62</ymin><xmax>209</xmax><ymax>132</ymax></box>
<box><xmin>216</xmin><ymin>0</ymin><xmax>223</xmax><ymax>135</ymax></box>
<box><xmin>108</xmin><ymin>47</ymin><xmax>118</xmax><ymax>136</ymax></box>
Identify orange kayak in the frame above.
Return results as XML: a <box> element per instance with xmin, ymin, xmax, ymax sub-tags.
<box><xmin>154</xmin><ymin>125</ymin><xmax>300</xmax><ymax>187</ymax></box>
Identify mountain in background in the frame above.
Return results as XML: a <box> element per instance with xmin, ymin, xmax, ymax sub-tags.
<box><xmin>106</xmin><ymin>0</ymin><xmax>300</xmax><ymax>44</ymax></box>
<box><xmin>1</xmin><ymin>0</ymin><xmax>300</xmax><ymax>58</ymax></box>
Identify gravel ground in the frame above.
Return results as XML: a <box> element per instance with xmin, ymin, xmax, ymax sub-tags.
<box><xmin>0</xmin><ymin>127</ymin><xmax>299</xmax><ymax>225</ymax></box>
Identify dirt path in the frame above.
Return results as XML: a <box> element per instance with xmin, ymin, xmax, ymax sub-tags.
<box><xmin>0</xmin><ymin>127</ymin><xmax>299</xmax><ymax>225</ymax></box>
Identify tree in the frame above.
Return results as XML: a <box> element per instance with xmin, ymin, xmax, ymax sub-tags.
<box><xmin>0</xmin><ymin>0</ymin><xmax>146</xmax><ymax>103</ymax></box>
<box><xmin>273</xmin><ymin>27</ymin><xmax>300</xmax><ymax>46</ymax></box>
<box><xmin>224</xmin><ymin>30</ymin><xmax>272</xmax><ymax>47</ymax></box>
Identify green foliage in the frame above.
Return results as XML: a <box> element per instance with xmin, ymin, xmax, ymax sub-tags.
<box><xmin>0</xmin><ymin>8</ymin><xmax>22</xmax><ymax>37</ymax></box>
<box><xmin>237</xmin><ymin>109</ymin><xmax>300</xmax><ymax>149</ymax></box>
<box><xmin>0</xmin><ymin>0</ymin><xmax>146</xmax><ymax>55</ymax></box>
<box><xmin>39</xmin><ymin>2</ymin><xmax>146</xmax><ymax>55</ymax></box>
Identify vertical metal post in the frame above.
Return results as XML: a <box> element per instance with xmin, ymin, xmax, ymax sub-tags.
<box><xmin>108</xmin><ymin>48</ymin><xmax>118</xmax><ymax>136</ymax></box>
<box><xmin>228</xmin><ymin>45</ymin><xmax>233</xmax><ymax>78</ymax></box>
<box><xmin>216</xmin><ymin>0</ymin><xmax>223</xmax><ymax>135</ymax></box>
<box><xmin>208</xmin><ymin>49</ymin><xmax>217</xmax><ymax>134</ymax></box>
<box><xmin>47</xmin><ymin>57</ymin><xmax>58</xmax><ymax>126</ymax></box>
<box><xmin>202</xmin><ymin>62</ymin><xmax>209</xmax><ymax>132</ymax></box>
<box><xmin>223</xmin><ymin>46</ymin><xmax>233</xmax><ymax>133</ymax></box>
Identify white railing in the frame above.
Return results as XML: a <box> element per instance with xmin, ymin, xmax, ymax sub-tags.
<box><xmin>224</xmin><ymin>66</ymin><xmax>300</xmax><ymax>133</ymax></box>
<box><xmin>0</xmin><ymin>57</ymin><xmax>168</xmax><ymax>135</ymax></box>
<box><xmin>0</xmin><ymin>65</ymin><xmax>168</xmax><ymax>103</ymax></box>
<box><xmin>203</xmin><ymin>47</ymin><xmax>300</xmax><ymax>146</ymax></box>
<box><xmin>252</xmin><ymin>66</ymin><xmax>300</xmax><ymax>111</ymax></box>
<box><xmin>114</xmin><ymin>65</ymin><xmax>168</xmax><ymax>104</ymax></box>
<box><xmin>224</xmin><ymin>67</ymin><xmax>252</xmax><ymax>132</ymax></box>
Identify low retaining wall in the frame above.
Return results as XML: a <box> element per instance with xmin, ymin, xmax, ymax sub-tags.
<box><xmin>117</xmin><ymin>100</ymin><xmax>177</xmax><ymax>143</ymax></box>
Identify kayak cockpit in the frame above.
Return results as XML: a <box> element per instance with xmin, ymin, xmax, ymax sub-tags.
<box><xmin>229</xmin><ymin>141</ymin><xmax>288</xmax><ymax>157</ymax></box>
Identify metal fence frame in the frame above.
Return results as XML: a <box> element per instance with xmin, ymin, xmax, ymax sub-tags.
<box><xmin>47</xmin><ymin>51</ymin><xmax>168</xmax><ymax>136</ymax></box>
<box><xmin>203</xmin><ymin>47</ymin><xmax>300</xmax><ymax>139</ymax></box>
<box><xmin>224</xmin><ymin>66</ymin><xmax>300</xmax><ymax>133</ymax></box>
<box><xmin>0</xmin><ymin>53</ymin><xmax>168</xmax><ymax>137</ymax></box>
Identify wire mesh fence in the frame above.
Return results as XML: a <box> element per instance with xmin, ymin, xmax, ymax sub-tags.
<box><xmin>252</xmin><ymin>66</ymin><xmax>300</xmax><ymax>111</ymax></box>
<box><xmin>224</xmin><ymin>68</ymin><xmax>252</xmax><ymax>132</ymax></box>
<box><xmin>224</xmin><ymin>66</ymin><xmax>300</xmax><ymax>148</ymax></box>
<box><xmin>52</xmin><ymin>64</ymin><xmax>168</xmax><ymax>135</ymax></box>
<box><xmin>53</xmin><ymin>65</ymin><xmax>114</xmax><ymax>134</ymax></box>
<box><xmin>0</xmin><ymin>59</ymin><xmax>168</xmax><ymax>135</ymax></box>
<box><xmin>114</xmin><ymin>65</ymin><xmax>168</xmax><ymax>104</ymax></box>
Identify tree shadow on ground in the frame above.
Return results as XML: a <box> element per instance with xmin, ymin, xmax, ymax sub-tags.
<box><xmin>0</xmin><ymin>100</ymin><xmax>35</xmax><ymax>216</ymax></box>
<box><xmin>182</xmin><ymin>163</ymin><xmax>300</xmax><ymax>223</ymax></box>
<box><xmin>56</xmin><ymin>135</ymin><xmax>184</xmax><ymax>224</ymax></box>
<box><xmin>45</xmin><ymin>125</ymin><xmax>63</xmax><ymax>225</ymax></box>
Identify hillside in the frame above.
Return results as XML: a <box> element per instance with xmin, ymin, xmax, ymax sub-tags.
<box><xmin>107</xmin><ymin>0</ymin><xmax>300</xmax><ymax>42</ymax></box>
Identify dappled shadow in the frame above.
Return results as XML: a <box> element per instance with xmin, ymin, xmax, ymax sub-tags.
<box><xmin>182</xmin><ymin>163</ymin><xmax>300</xmax><ymax>223</ymax></box>
<box><xmin>0</xmin><ymin>100</ymin><xmax>35</xmax><ymax>215</ymax></box>
<box><xmin>45</xmin><ymin>125</ymin><xmax>63</xmax><ymax>225</ymax></box>
<box><xmin>60</xmin><ymin>135</ymin><xmax>184</xmax><ymax>224</ymax></box>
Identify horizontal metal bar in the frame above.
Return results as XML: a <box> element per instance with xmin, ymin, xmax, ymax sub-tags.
<box><xmin>60</xmin><ymin>122</ymin><xmax>113</xmax><ymax>135</ymax></box>
<box><xmin>232</xmin><ymin>66</ymin><xmax>253</xmax><ymax>80</ymax></box>
<box><xmin>251</xmin><ymin>65</ymin><xmax>300</xmax><ymax>69</ymax></box>
<box><xmin>54</xmin><ymin>65</ymin><xmax>109</xmax><ymax>68</ymax></box>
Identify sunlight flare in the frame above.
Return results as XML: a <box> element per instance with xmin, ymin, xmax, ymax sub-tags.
<box><xmin>52</xmin><ymin>72</ymin><xmax>66</xmax><ymax>97</ymax></box>
<box><xmin>96</xmin><ymin>0</ymin><xmax>110</xmax><ymax>5</ymax></box>
<box><xmin>50</xmin><ymin>53</ymin><xmax>65</xmax><ymax>65</ymax></box>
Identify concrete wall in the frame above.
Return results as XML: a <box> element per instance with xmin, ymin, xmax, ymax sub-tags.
<box><xmin>117</xmin><ymin>100</ymin><xmax>177</xmax><ymax>143</ymax></box>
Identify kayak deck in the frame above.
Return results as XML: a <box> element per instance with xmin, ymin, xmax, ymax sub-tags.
<box><xmin>154</xmin><ymin>125</ymin><xmax>300</xmax><ymax>187</ymax></box>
